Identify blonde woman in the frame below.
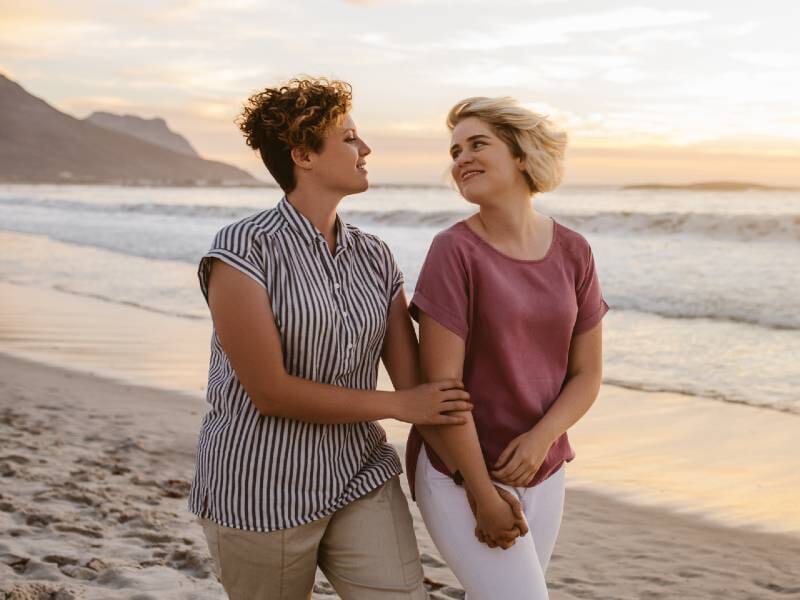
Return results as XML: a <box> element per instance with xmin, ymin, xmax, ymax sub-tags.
<box><xmin>406</xmin><ymin>97</ymin><xmax>608</xmax><ymax>599</ymax></box>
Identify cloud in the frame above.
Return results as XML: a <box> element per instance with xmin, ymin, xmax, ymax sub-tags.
<box><xmin>439</xmin><ymin>7</ymin><xmax>710</xmax><ymax>50</ymax></box>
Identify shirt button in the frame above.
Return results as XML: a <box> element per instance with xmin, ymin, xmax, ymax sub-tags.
<box><xmin>334</xmin><ymin>283</ymin><xmax>340</xmax><ymax>289</ymax></box>
<box><xmin>342</xmin><ymin>312</ymin><xmax>348</xmax><ymax>318</ymax></box>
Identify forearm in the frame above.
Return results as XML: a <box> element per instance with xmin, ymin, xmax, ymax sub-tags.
<box><xmin>250</xmin><ymin>374</ymin><xmax>400</xmax><ymax>424</ymax></box>
<box><xmin>531</xmin><ymin>370</ymin><xmax>601</xmax><ymax>444</ymax></box>
<box><xmin>418</xmin><ymin>416</ymin><xmax>497</xmax><ymax>504</ymax></box>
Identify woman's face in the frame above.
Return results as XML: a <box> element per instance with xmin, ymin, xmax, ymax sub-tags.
<box><xmin>449</xmin><ymin>116</ymin><xmax>526</xmax><ymax>205</ymax></box>
<box><xmin>312</xmin><ymin>114</ymin><xmax>371</xmax><ymax>195</ymax></box>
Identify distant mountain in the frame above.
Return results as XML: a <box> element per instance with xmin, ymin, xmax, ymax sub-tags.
<box><xmin>623</xmin><ymin>181</ymin><xmax>794</xmax><ymax>192</ymax></box>
<box><xmin>85</xmin><ymin>111</ymin><xmax>199</xmax><ymax>157</ymax></box>
<box><xmin>0</xmin><ymin>74</ymin><xmax>257</xmax><ymax>185</ymax></box>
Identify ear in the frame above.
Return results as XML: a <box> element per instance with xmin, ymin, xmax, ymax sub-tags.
<box><xmin>290</xmin><ymin>146</ymin><xmax>314</xmax><ymax>171</ymax></box>
<box><xmin>515</xmin><ymin>155</ymin><xmax>526</xmax><ymax>172</ymax></box>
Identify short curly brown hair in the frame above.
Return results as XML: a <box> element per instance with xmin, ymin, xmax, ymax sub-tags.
<box><xmin>237</xmin><ymin>77</ymin><xmax>353</xmax><ymax>193</ymax></box>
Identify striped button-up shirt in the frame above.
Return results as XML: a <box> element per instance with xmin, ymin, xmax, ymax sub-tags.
<box><xmin>189</xmin><ymin>196</ymin><xmax>404</xmax><ymax>532</ymax></box>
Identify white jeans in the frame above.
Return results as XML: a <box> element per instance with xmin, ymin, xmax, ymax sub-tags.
<box><xmin>415</xmin><ymin>447</ymin><xmax>566</xmax><ymax>600</ymax></box>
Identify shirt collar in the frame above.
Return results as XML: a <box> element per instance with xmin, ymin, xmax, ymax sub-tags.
<box><xmin>278</xmin><ymin>196</ymin><xmax>350</xmax><ymax>252</ymax></box>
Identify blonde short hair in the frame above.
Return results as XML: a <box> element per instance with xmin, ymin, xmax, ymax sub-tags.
<box><xmin>446</xmin><ymin>97</ymin><xmax>567</xmax><ymax>193</ymax></box>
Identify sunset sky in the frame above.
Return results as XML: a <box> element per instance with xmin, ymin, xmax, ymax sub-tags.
<box><xmin>2</xmin><ymin>0</ymin><xmax>798</xmax><ymax>185</ymax></box>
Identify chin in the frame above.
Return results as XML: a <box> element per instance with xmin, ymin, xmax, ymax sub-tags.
<box><xmin>347</xmin><ymin>177</ymin><xmax>369</xmax><ymax>195</ymax></box>
<box><xmin>458</xmin><ymin>184</ymin><xmax>489</xmax><ymax>206</ymax></box>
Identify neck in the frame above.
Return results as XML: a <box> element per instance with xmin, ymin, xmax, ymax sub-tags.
<box><xmin>476</xmin><ymin>188</ymin><xmax>538</xmax><ymax>242</ymax></box>
<box><xmin>286</xmin><ymin>182</ymin><xmax>342</xmax><ymax>239</ymax></box>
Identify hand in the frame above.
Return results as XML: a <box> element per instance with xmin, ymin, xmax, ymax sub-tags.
<box><xmin>466</xmin><ymin>485</ymin><xmax>529</xmax><ymax>548</ymax></box>
<box><xmin>394</xmin><ymin>380</ymin><xmax>472</xmax><ymax>425</ymax></box>
<box><xmin>473</xmin><ymin>493</ymin><xmax>521</xmax><ymax>550</ymax></box>
<box><xmin>490</xmin><ymin>430</ymin><xmax>552</xmax><ymax>487</ymax></box>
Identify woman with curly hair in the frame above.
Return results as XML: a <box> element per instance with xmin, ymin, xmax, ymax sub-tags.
<box><xmin>189</xmin><ymin>78</ymin><xmax>479</xmax><ymax>599</ymax></box>
<box><xmin>406</xmin><ymin>97</ymin><xmax>608</xmax><ymax>599</ymax></box>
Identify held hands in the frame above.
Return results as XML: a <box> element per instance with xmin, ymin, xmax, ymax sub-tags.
<box><xmin>395</xmin><ymin>380</ymin><xmax>473</xmax><ymax>425</ymax></box>
<box><xmin>466</xmin><ymin>486</ymin><xmax>529</xmax><ymax>550</ymax></box>
<box><xmin>490</xmin><ymin>429</ymin><xmax>552</xmax><ymax>487</ymax></box>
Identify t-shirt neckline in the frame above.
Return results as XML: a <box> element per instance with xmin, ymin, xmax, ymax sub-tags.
<box><xmin>457</xmin><ymin>217</ymin><xmax>559</xmax><ymax>264</ymax></box>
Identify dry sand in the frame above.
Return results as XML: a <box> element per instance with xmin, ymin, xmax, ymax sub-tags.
<box><xmin>1</xmin><ymin>353</ymin><xmax>799</xmax><ymax>600</ymax></box>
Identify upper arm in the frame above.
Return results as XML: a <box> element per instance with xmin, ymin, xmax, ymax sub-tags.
<box><xmin>380</xmin><ymin>288</ymin><xmax>421</xmax><ymax>390</ymax></box>
<box><xmin>206</xmin><ymin>259</ymin><xmax>287</xmax><ymax>408</ymax></box>
<box><xmin>418</xmin><ymin>311</ymin><xmax>465</xmax><ymax>381</ymax></box>
<box><xmin>567</xmin><ymin>320</ymin><xmax>603</xmax><ymax>380</ymax></box>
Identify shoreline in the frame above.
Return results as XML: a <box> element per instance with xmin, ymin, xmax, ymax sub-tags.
<box><xmin>1</xmin><ymin>352</ymin><xmax>799</xmax><ymax>599</ymax></box>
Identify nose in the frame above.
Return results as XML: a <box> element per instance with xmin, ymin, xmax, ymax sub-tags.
<box><xmin>454</xmin><ymin>150</ymin><xmax>473</xmax><ymax>167</ymax></box>
<box><xmin>359</xmin><ymin>138</ymin><xmax>371</xmax><ymax>157</ymax></box>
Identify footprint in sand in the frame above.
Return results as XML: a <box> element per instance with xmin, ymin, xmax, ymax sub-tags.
<box><xmin>23</xmin><ymin>511</ymin><xmax>61</xmax><ymax>527</ymax></box>
<box><xmin>42</xmin><ymin>555</ymin><xmax>79</xmax><ymax>567</ymax></box>
<box><xmin>420</xmin><ymin>552</ymin><xmax>447</xmax><ymax>568</ymax></box>
<box><xmin>313</xmin><ymin>580</ymin><xmax>337</xmax><ymax>596</ymax></box>
<box><xmin>0</xmin><ymin>553</ymin><xmax>30</xmax><ymax>573</ymax></box>
<box><xmin>122</xmin><ymin>530</ymin><xmax>173</xmax><ymax>545</ymax></box>
<box><xmin>166</xmin><ymin>548</ymin><xmax>215</xmax><ymax>578</ymax></box>
<box><xmin>52</xmin><ymin>524</ymin><xmax>104</xmax><ymax>539</ymax></box>
<box><xmin>753</xmin><ymin>579</ymin><xmax>800</xmax><ymax>595</ymax></box>
<box><xmin>429</xmin><ymin>587</ymin><xmax>465</xmax><ymax>599</ymax></box>
<box><xmin>0</xmin><ymin>455</ymin><xmax>31</xmax><ymax>464</ymax></box>
<box><xmin>0</xmin><ymin>462</ymin><xmax>18</xmax><ymax>477</ymax></box>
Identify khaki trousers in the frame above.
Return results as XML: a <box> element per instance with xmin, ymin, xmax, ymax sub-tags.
<box><xmin>199</xmin><ymin>477</ymin><xmax>427</xmax><ymax>600</ymax></box>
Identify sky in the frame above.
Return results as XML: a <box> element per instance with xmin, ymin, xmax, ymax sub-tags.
<box><xmin>1</xmin><ymin>0</ymin><xmax>799</xmax><ymax>185</ymax></box>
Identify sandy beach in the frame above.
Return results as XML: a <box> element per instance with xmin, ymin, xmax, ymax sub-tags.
<box><xmin>1</xmin><ymin>350</ymin><xmax>798</xmax><ymax>599</ymax></box>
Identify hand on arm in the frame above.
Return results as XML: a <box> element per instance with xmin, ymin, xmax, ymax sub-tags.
<box><xmin>491</xmin><ymin>322</ymin><xmax>604</xmax><ymax>487</ymax></box>
<box><xmin>207</xmin><ymin>260</ymin><xmax>471</xmax><ymax>425</ymax></box>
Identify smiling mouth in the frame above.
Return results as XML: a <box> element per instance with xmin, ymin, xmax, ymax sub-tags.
<box><xmin>461</xmin><ymin>169</ymin><xmax>483</xmax><ymax>182</ymax></box>
<box><xmin>357</xmin><ymin>163</ymin><xmax>367</xmax><ymax>172</ymax></box>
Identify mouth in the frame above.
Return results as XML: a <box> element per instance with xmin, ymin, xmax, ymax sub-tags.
<box><xmin>357</xmin><ymin>162</ymin><xmax>368</xmax><ymax>174</ymax></box>
<box><xmin>460</xmin><ymin>169</ymin><xmax>484</xmax><ymax>182</ymax></box>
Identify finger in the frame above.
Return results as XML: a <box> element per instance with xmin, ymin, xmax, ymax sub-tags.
<box><xmin>442</xmin><ymin>390</ymin><xmax>471</xmax><ymax>403</ymax></box>
<box><xmin>491</xmin><ymin>458</ymin><xmax>521</xmax><ymax>481</ymax></box>
<box><xmin>503</xmin><ymin>462</ymin><xmax>529</xmax><ymax>484</ymax></box>
<box><xmin>494</xmin><ymin>441</ymin><xmax>518</xmax><ymax>470</ymax></box>
<box><xmin>510</xmin><ymin>472</ymin><xmax>534</xmax><ymax>488</ymax></box>
<box><xmin>441</xmin><ymin>400</ymin><xmax>473</xmax><ymax>412</ymax></box>
<box><xmin>498</xmin><ymin>527</ymin><xmax>521</xmax><ymax>542</ymax></box>
<box><xmin>515</xmin><ymin>517</ymin><xmax>529</xmax><ymax>537</ymax></box>
<box><xmin>439</xmin><ymin>379</ymin><xmax>465</xmax><ymax>391</ymax></box>
<box><xmin>432</xmin><ymin>415</ymin><xmax>468</xmax><ymax>425</ymax></box>
<box><xmin>513</xmin><ymin>469</ymin><xmax>537</xmax><ymax>488</ymax></box>
<box><xmin>495</xmin><ymin>487</ymin><xmax>523</xmax><ymax>519</ymax></box>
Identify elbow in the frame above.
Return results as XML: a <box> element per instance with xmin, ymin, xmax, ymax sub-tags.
<box><xmin>244</xmin><ymin>379</ymin><xmax>289</xmax><ymax>417</ymax></box>
<box><xmin>568</xmin><ymin>367</ymin><xmax>603</xmax><ymax>399</ymax></box>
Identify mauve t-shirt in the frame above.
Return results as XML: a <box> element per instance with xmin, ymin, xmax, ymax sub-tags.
<box><xmin>406</xmin><ymin>219</ymin><xmax>609</xmax><ymax>499</ymax></box>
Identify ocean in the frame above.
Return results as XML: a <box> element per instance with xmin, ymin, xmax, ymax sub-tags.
<box><xmin>1</xmin><ymin>183</ymin><xmax>798</xmax><ymax>414</ymax></box>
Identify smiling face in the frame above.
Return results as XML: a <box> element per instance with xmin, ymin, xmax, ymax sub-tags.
<box><xmin>311</xmin><ymin>114</ymin><xmax>371</xmax><ymax>195</ymax></box>
<box><xmin>449</xmin><ymin>116</ymin><xmax>528</xmax><ymax>205</ymax></box>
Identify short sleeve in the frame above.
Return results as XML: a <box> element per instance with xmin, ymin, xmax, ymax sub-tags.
<box><xmin>409</xmin><ymin>233</ymin><xmax>470</xmax><ymax>340</ymax></box>
<box><xmin>198</xmin><ymin>221</ymin><xmax>267</xmax><ymax>304</ymax></box>
<box><xmin>572</xmin><ymin>247</ymin><xmax>609</xmax><ymax>336</ymax></box>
